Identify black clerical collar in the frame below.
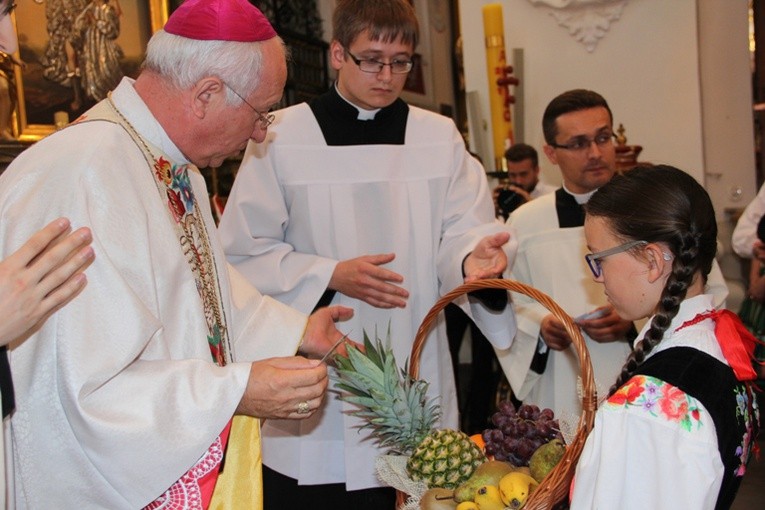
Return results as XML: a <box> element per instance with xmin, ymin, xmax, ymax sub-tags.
<box><xmin>555</xmin><ymin>188</ymin><xmax>586</xmax><ymax>228</ymax></box>
<box><xmin>308</xmin><ymin>86</ymin><xmax>409</xmax><ymax>146</ymax></box>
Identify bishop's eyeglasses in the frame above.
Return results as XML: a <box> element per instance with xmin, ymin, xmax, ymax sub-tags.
<box><xmin>222</xmin><ymin>82</ymin><xmax>275</xmax><ymax>129</ymax></box>
<box><xmin>344</xmin><ymin>49</ymin><xmax>413</xmax><ymax>74</ymax></box>
<box><xmin>585</xmin><ymin>240</ymin><xmax>647</xmax><ymax>278</ymax></box>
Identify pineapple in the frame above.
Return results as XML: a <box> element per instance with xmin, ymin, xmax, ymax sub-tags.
<box><xmin>333</xmin><ymin>330</ymin><xmax>486</xmax><ymax>489</ymax></box>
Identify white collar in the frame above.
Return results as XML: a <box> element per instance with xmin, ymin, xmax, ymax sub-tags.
<box><xmin>334</xmin><ymin>83</ymin><xmax>381</xmax><ymax>120</ymax></box>
<box><xmin>637</xmin><ymin>294</ymin><xmax>724</xmax><ymax>362</ymax></box>
<box><xmin>110</xmin><ymin>77</ymin><xmax>189</xmax><ymax>164</ymax></box>
<box><xmin>562</xmin><ymin>184</ymin><xmax>597</xmax><ymax>205</ymax></box>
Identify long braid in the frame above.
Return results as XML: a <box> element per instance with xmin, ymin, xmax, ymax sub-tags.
<box><xmin>585</xmin><ymin>165</ymin><xmax>717</xmax><ymax>397</ymax></box>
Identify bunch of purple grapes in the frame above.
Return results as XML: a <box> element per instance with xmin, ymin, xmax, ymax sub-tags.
<box><xmin>481</xmin><ymin>401</ymin><xmax>563</xmax><ymax>466</ymax></box>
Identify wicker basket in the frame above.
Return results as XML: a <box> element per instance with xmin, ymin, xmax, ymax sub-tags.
<box><xmin>398</xmin><ymin>279</ymin><xmax>598</xmax><ymax>510</ymax></box>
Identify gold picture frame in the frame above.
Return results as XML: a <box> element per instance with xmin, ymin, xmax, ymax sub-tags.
<box><xmin>9</xmin><ymin>0</ymin><xmax>169</xmax><ymax>142</ymax></box>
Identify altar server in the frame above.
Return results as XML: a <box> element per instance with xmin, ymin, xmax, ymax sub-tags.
<box><xmin>218</xmin><ymin>0</ymin><xmax>516</xmax><ymax>507</ymax></box>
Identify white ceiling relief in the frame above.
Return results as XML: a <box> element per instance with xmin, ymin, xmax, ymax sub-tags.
<box><xmin>527</xmin><ymin>0</ymin><xmax>630</xmax><ymax>52</ymax></box>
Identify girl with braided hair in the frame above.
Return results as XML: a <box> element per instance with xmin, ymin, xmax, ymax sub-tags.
<box><xmin>570</xmin><ymin>165</ymin><xmax>760</xmax><ymax>509</ymax></box>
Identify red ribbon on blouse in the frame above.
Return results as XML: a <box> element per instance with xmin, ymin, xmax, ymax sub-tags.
<box><xmin>678</xmin><ymin>309</ymin><xmax>761</xmax><ymax>381</ymax></box>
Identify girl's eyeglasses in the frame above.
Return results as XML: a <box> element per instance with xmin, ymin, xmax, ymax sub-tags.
<box><xmin>585</xmin><ymin>240</ymin><xmax>647</xmax><ymax>277</ymax></box>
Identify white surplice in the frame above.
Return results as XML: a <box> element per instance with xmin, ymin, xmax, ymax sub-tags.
<box><xmin>218</xmin><ymin>101</ymin><xmax>517</xmax><ymax>490</ymax></box>
<box><xmin>0</xmin><ymin>78</ymin><xmax>306</xmax><ymax>509</ymax></box>
<box><xmin>496</xmin><ymin>191</ymin><xmax>729</xmax><ymax>423</ymax></box>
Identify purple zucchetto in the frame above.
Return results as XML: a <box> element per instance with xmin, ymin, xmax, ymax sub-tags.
<box><xmin>164</xmin><ymin>0</ymin><xmax>277</xmax><ymax>42</ymax></box>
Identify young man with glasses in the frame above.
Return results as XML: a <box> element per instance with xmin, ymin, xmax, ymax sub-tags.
<box><xmin>495</xmin><ymin>89</ymin><xmax>729</xmax><ymax>423</ymax></box>
<box><xmin>219</xmin><ymin>0</ymin><xmax>517</xmax><ymax>507</ymax></box>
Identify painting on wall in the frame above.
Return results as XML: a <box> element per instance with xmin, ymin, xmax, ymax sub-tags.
<box><xmin>10</xmin><ymin>0</ymin><xmax>169</xmax><ymax>141</ymax></box>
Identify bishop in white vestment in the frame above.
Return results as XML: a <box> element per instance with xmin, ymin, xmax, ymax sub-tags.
<box><xmin>0</xmin><ymin>78</ymin><xmax>307</xmax><ymax>509</ymax></box>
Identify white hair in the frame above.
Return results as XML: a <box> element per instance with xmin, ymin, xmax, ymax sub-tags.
<box><xmin>143</xmin><ymin>30</ymin><xmax>286</xmax><ymax>106</ymax></box>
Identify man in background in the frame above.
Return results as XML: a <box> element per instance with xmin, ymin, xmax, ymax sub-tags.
<box><xmin>0</xmin><ymin>0</ymin><xmax>23</xmax><ymax>140</ymax></box>
<box><xmin>494</xmin><ymin>143</ymin><xmax>556</xmax><ymax>220</ymax></box>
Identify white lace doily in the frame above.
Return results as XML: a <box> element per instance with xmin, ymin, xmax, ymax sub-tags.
<box><xmin>375</xmin><ymin>455</ymin><xmax>427</xmax><ymax>509</ymax></box>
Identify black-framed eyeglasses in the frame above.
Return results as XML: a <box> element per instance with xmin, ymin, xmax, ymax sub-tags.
<box><xmin>222</xmin><ymin>82</ymin><xmax>275</xmax><ymax>129</ymax></box>
<box><xmin>549</xmin><ymin>131</ymin><xmax>615</xmax><ymax>152</ymax></box>
<box><xmin>585</xmin><ymin>240</ymin><xmax>647</xmax><ymax>278</ymax></box>
<box><xmin>2</xmin><ymin>1</ymin><xmax>16</xmax><ymax>16</ymax></box>
<box><xmin>344</xmin><ymin>49</ymin><xmax>413</xmax><ymax>74</ymax></box>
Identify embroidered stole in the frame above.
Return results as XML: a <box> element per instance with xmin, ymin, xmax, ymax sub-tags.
<box><xmin>80</xmin><ymin>98</ymin><xmax>262</xmax><ymax>509</ymax></box>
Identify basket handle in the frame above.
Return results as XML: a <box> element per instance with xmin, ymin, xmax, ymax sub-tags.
<box><xmin>407</xmin><ymin>278</ymin><xmax>598</xmax><ymax>510</ymax></box>
<box><xmin>411</xmin><ymin>279</ymin><xmax>595</xmax><ymax>404</ymax></box>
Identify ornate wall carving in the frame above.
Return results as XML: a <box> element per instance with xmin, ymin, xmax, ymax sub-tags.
<box><xmin>527</xmin><ymin>0</ymin><xmax>629</xmax><ymax>52</ymax></box>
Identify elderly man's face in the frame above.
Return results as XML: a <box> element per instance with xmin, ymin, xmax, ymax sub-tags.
<box><xmin>0</xmin><ymin>1</ymin><xmax>18</xmax><ymax>55</ymax></box>
<box><xmin>189</xmin><ymin>37</ymin><xmax>287</xmax><ymax>169</ymax></box>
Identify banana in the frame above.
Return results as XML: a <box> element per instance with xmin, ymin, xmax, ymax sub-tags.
<box><xmin>473</xmin><ymin>485</ymin><xmax>505</xmax><ymax>510</ymax></box>
<box><xmin>455</xmin><ymin>502</ymin><xmax>480</xmax><ymax>510</ymax></box>
<box><xmin>498</xmin><ymin>471</ymin><xmax>539</xmax><ymax>508</ymax></box>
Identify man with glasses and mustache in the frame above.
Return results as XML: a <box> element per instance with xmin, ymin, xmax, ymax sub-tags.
<box><xmin>219</xmin><ymin>0</ymin><xmax>517</xmax><ymax>507</ymax></box>
<box><xmin>0</xmin><ymin>1</ymin><xmax>354</xmax><ymax>508</ymax></box>
<box><xmin>496</xmin><ymin>89</ymin><xmax>728</xmax><ymax>423</ymax></box>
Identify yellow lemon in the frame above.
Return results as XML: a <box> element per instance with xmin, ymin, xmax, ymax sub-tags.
<box><xmin>473</xmin><ymin>484</ymin><xmax>505</xmax><ymax>510</ymax></box>
<box><xmin>498</xmin><ymin>471</ymin><xmax>539</xmax><ymax>508</ymax></box>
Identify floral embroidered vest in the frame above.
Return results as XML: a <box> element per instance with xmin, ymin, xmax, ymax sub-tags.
<box><xmin>634</xmin><ymin>346</ymin><xmax>760</xmax><ymax>510</ymax></box>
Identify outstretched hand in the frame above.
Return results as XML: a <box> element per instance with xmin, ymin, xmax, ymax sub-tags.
<box><xmin>753</xmin><ymin>240</ymin><xmax>765</xmax><ymax>264</ymax></box>
<box><xmin>299</xmin><ymin>305</ymin><xmax>355</xmax><ymax>359</ymax></box>
<box><xmin>329</xmin><ymin>253</ymin><xmax>409</xmax><ymax>309</ymax></box>
<box><xmin>463</xmin><ymin>231</ymin><xmax>511</xmax><ymax>282</ymax></box>
<box><xmin>0</xmin><ymin>218</ymin><xmax>94</xmax><ymax>346</ymax></box>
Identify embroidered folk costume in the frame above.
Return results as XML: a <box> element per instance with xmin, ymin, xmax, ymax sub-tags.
<box><xmin>571</xmin><ymin>295</ymin><xmax>760</xmax><ymax>509</ymax></box>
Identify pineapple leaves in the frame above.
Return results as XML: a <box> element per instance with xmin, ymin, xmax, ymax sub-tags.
<box><xmin>330</xmin><ymin>327</ymin><xmax>441</xmax><ymax>455</ymax></box>
<box><xmin>362</xmin><ymin>329</ymin><xmax>384</xmax><ymax>369</ymax></box>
